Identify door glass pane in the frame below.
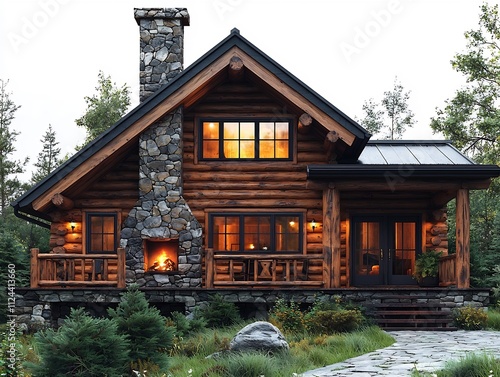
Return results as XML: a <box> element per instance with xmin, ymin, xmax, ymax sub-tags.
<box><xmin>354</xmin><ymin>222</ymin><xmax>380</xmax><ymax>276</ymax></box>
<box><xmin>393</xmin><ymin>221</ymin><xmax>416</xmax><ymax>276</ymax></box>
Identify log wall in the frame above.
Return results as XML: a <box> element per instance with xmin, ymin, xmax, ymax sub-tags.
<box><xmin>47</xmin><ymin>152</ymin><xmax>139</xmax><ymax>254</ymax></box>
<box><xmin>184</xmin><ymin>81</ymin><xmax>328</xmax><ymax>283</ymax></box>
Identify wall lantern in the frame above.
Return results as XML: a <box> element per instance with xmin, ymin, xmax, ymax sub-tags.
<box><xmin>311</xmin><ymin>219</ymin><xmax>316</xmax><ymax>232</ymax></box>
<box><xmin>70</xmin><ymin>222</ymin><xmax>76</xmax><ymax>232</ymax></box>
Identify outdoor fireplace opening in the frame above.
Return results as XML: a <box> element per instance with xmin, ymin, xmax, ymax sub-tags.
<box><xmin>144</xmin><ymin>239</ymin><xmax>179</xmax><ymax>273</ymax></box>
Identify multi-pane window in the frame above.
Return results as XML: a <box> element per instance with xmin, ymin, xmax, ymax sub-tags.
<box><xmin>87</xmin><ymin>213</ymin><xmax>117</xmax><ymax>254</ymax></box>
<box><xmin>201</xmin><ymin>120</ymin><xmax>291</xmax><ymax>160</ymax></box>
<box><xmin>210</xmin><ymin>213</ymin><xmax>301</xmax><ymax>253</ymax></box>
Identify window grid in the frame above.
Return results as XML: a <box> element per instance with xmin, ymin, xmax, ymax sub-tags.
<box><xmin>201</xmin><ymin>119</ymin><xmax>292</xmax><ymax>160</ymax></box>
<box><xmin>210</xmin><ymin>213</ymin><xmax>302</xmax><ymax>253</ymax></box>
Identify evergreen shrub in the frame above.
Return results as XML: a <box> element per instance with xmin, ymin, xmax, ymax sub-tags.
<box><xmin>198</xmin><ymin>294</ymin><xmax>241</xmax><ymax>328</ymax></box>
<box><xmin>108</xmin><ymin>285</ymin><xmax>174</xmax><ymax>371</ymax></box>
<box><xmin>29</xmin><ymin>308</ymin><xmax>129</xmax><ymax>377</ymax></box>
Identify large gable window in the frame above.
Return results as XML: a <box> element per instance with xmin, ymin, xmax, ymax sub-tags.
<box><xmin>209</xmin><ymin>213</ymin><xmax>302</xmax><ymax>253</ymax></box>
<box><xmin>201</xmin><ymin>120</ymin><xmax>291</xmax><ymax>160</ymax></box>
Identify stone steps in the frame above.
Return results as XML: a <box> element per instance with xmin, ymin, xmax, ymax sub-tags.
<box><xmin>366</xmin><ymin>295</ymin><xmax>457</xmax><ymax>331</ymax></box>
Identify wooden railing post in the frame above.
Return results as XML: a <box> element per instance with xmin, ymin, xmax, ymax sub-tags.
<box><xmin>117</xmin><ymin>248</ymin><xmax>126</xmax><ymax>288</ymax></box>
<box><xmin>456</xmin><ymin>189</ymin><xmax>470</xmax><ymax>288</ymax></box>
<box><xmin>206</xmin><ymin>248</ymin><xmax>214</xmax><ymax>288</ymax></box>
<box><xmin>30</xmin><ymin>248</ymin><xmax>40</xmax><ymax>288</ymax></box>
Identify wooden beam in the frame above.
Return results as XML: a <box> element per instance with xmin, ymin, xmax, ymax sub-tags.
<box><xmin>455</xmin><ymin>189</ymin><xmax>470</xmax><ymax>288</ymax></box>
<box><xmin>228</xmin><ymin>56</ymin><xmax>244</xmax><ymax>81</ymax></box>
<box><xmin>323</xmin><ymin>188</ymin><xmax>341</xmax><ymax>288</ymax></box>
<box><xmin>117</xmin><ymin>247</ymin><xmax>126</xmax><ymax>289</ymax></box>
<box><xmin>51</xmin><ymin>193</ymin><xmax>74</xmax><ymax>210</ymax></box>
<box><xmin>30</xmin><ymin>248</ymin><xmax>40</xmax><ymax>288</ymax></box>
<box><xmin>298</xmin><ymin>113</ymin><xmax>313</xmax><ymax>134</ymax></box>
<box><xmin>324</xmin><ymin>130</ymin><xmax>339</xmax><ymax>163</ymax></box>
<box><xmin>206</xmin><ymin>248</ymin><xmax>214</xmax><ymax>288</ymax></box>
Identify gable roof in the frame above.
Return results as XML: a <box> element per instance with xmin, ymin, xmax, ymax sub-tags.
<box><xmin>12</xmin><ymin>28</ymin><xmax>371</xmax><ymax>223</ymax></box>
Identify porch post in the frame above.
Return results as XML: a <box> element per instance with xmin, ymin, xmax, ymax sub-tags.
<box><xmin>30</xmin><ymin>248</ymin><xmax>40</xmax><ymax>288</ymax></box>
<box><xmin>323</xmin><ymin>187</ymin><xmax>341</xmax><ymax>288</ymax></box>
<box><xmin>455</xmin><ymin>189</ymin><xmax>470</xmax><ymax>288</ymax></box>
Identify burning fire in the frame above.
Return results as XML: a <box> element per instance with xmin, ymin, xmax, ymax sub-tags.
<box><xmin>148</xmin><ymin>251</ymin><xmax>176</xmax><ymax>272</ymax></box>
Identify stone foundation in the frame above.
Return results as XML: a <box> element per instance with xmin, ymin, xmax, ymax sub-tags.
<box><xmin>15</xmin><ymin>287</ymin><xmax>491</xmax><ymax>328</ymax></box>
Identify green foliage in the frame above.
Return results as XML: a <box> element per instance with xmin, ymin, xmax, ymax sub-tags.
<box><xmin>31</xmin><ymin>124</ymin><xmax>63</xmax><ymax>184</ymax></box>
<box><xmin>413</xmin><ymin>250</ymin><xmax>443</xmax><ymax>280</ymax></box>
<box><xmin>0</xmin><ymin>230</ymin><xmax>29</xmax><ymax>323</ymax></box>
<box><xmin>357</xmin><ymin>77</ymin><xmax>415</xmax><ymax>139</ymax></box>
<box><xmin>167</xmin><ymin>311</ymin><xmax>206</xmax><ymax>338</ymax></box>
<box><xmin>269</xmin><ymin>298</ymin><xmax>305</xmax><ymax>333</ymax></box>
<box><xmin>413</xmin><ymin>353</ymin><xmax>500</xmax><ymax>377</ymax></box>
<box><xmin>0</xmin><ymin>78</ymin><xmax>29</xmax><ymax>218</ymax></box>
<box><xmin>29</xmin><ymin>308</ymin><xmax>129</xmax><ymax>377</ymax></box>
<box><xmin>222</xmin><ymin>352</ymin><xmax>277</xmax><ymax>377</ymax></box>
<box><xmin>452</xmin><ymin>305</ymin><xmax>488</xmax><ymax>330</ymax></box>
<box><xmin>107</xmin><ymin>285</ymin><xmax>174</xmax><ymax>371</ymax></box>
<box><xmin>305</xmin><ymin>309</ymin><xmax>363</xmax><ymax>334</ymax></box>
<box><xmin>430</xmin><ymin>3</ymin><xmax>500</xmax><ymax>165</ymax></box>
<box><xmin>76</xmin><ymin>71</ymin><xmax>130</xmax><ymax>149</ymax></box>
<box><xmin>487</xmin><ymin>308</ymin><xmax>500</xmax><ymax>330</ymax></box>
<box><xmin>197</xmin><ymin>294</ymin><xmax>242</xmax><ymax>328</ymax></box>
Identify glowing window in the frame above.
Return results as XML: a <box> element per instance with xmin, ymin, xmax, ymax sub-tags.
<box><xmin>209</xmin><ymin>213</ymin><xmax>301</xmax><ymax>253</ymax></box>
<box><xmin>201</xmin><ymin>120</ymin><xmax>291</xmax><ymax>160</ymax></box>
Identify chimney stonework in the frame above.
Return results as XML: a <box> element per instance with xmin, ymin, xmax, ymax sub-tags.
<box><xmin>134</xmin><ymin>8</ymin><xmax>190</xmax><ymax>102</ymax></box>
<box><xmin>120</xmin><ymin>9</ymin><xmax>201</xmax><ymax>289</ymax></box>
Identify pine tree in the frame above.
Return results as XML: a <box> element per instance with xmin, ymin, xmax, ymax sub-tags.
<box><xmin>107</xmin><ymin>285</ymin><xmax>174</xmax><ymax>371</ymax></box>
<box><xmin>31</xmin><ymin>124</ymin><xmax>62</xmax><ymax>184</ymax></box>
<box><xmin>0</xmin><ymin>79</ymin><xmax>29</xmax><ymax>218</ymax></box>
<box><xmin>30</xmin><ymin>308</ymin><xmax>130</xmax><ymax>377</ymax></box>
<box><xmin>76</xmin><ymin>71</ymin><xmax>130</xmax><ymax>149</ymax></box>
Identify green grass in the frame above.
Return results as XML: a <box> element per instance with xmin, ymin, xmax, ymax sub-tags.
<box><xmin>412</xmin><ymin>353</ymin><xmax>500</xmax><ymax>377</ymax></box>
<box><xmin>168</xmin><ymin>325</ymin><xmax>395</xmax><ymax>377</ymax></box>
<box><xmin>487</xmin><ymin>308</ymin><xmax>500</xmax><ymax>330</ymax></box>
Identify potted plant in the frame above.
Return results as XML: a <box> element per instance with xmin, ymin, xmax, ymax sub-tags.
<box><xmin>413</xmin><ymin>250</ymin><xmax>443</xmax><ymax>287</ymax></box>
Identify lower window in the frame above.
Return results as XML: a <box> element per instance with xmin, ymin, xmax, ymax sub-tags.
<box><xmin>209</xmin><ymin>213</ymin><xmax>302</xmax><ymax>253</ymax></box>
<box><xmin>86</xmin><ymin>213</ymin><xmax>117</xmax><ymax>254</ymax></box>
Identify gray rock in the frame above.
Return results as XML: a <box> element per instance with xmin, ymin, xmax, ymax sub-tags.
<box><xmin>229</xmin><ymin>321</ymin><xmax>289</xmax><ymax>353</ymax></box>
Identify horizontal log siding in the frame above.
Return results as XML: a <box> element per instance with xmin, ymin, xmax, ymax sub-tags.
<box><xmin>48</xmin><ymin>152</ymin><xmax>139</xmax><ymax>254</ymax></box>
<box><xmin>184</xmin><ymin>81</ymin><xmax>332</xmax><ymax>285</ymax></box>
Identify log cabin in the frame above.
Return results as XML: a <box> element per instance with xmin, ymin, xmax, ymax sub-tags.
<box><xmin>13</xmin><ymin>8</ymin><xmax>500</xmax><ymax>329</ymax></box>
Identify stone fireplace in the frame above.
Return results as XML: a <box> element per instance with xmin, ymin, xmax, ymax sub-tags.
<box><xmin>119</xmin><ymin>8</ymin><xmax>202</xmax><ymax>288</ymax></box>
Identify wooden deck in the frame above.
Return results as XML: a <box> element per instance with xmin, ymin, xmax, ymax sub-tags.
<box><xmin>29</xmin><ymin>247</ymin><xmax>457</xmax><ymax>290</ymax></box>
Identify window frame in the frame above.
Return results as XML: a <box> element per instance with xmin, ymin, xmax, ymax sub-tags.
<box><xmin>84</xmin><ymin>211</ymin><xmax>119</xmax><ymax>255</ymax></box>
<box><xmin>208</xmin><ymin>212</ymin><xmax>304</xmax><ymax>254</ymax></box>
<box><xmin>198</xmin><ymin>118</ymin><xmax>294</xmax><ymax>161</ymax></box>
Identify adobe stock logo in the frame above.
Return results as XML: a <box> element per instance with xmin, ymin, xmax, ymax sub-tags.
<box><xmin>339</xmin><ymin>0</ymin><xmax>403</xmax><ymax>63</ymax></box>
<box><xmin>8</xmin><ymin>0</ymin><xmax>70</xmax><ymax>53</ymax></box>
<box><xmin>213</xmin><ymin>0</ymin><xmax>243</xmax><ymax>20</ymax></box>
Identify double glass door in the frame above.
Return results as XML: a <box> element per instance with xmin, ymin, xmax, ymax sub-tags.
<box><xmin>351</xmin><ymin>215</ymin><xmax>421</xmax><ymax>286</ymax></box>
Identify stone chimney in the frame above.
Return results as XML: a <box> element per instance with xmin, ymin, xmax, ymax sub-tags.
<box><xmin>134</xmin><ymin>8</ymin><xmax>190</xmax><ymax>102</ymax></box>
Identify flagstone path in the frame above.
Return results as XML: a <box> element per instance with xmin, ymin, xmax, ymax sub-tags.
<box><xmin>302</xmin><ymin>330</ymin><xmax>500</xmax><ymax>376</ymax></box>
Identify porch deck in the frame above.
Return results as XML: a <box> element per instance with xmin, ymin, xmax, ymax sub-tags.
<box><xmin>29</xmin><ymin>248</ymin><xmax>458</xmax><ymax>290</ymax></box>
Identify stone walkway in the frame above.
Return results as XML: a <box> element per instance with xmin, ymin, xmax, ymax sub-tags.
<box><xmin>302</xmin><ymin>330</ymin><xmax>500</xmax><ymax>376</ymax></box>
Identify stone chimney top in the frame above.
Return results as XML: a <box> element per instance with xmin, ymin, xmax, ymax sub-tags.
<box><xmin>134</xmin><ymin>8</ymin><xmax>190</xmax><ymax>102</ymax></box>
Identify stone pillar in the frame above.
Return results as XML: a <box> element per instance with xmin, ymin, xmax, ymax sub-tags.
<box><xmin>134</xmin><ymin>8</ymin><xmax>190</xmax><ymax>102</ymax></box>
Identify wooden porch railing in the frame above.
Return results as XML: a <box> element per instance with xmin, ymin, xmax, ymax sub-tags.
<box><xmin>31</xmin><ymin>248</ymin><xmax>126</xmax><ymax>288</ymax></box>
<box><xmin>439</xmin><ymin>254</ymin><xmax>456</xmax><ymax>287</ymax></box>
<box><xmin>205</xmin><ymin>249</ymin><xmax>324</xmax><ymax>288</ymax></box>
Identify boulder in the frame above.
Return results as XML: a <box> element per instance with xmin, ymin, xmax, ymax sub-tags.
<box><xmin>229</xmin><ymin>321</ymin><xmax>289</xmax><ymax>353</ymax></box>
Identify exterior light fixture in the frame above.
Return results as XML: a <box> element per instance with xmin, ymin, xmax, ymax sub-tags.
<box><xmin>311</xmin><ymin>219</ymin><xmax>316</xmax><ymax>232</ymax></box>
<box><xmin>70</xmin><ymin>222</ymin><xmax>76</xmax><ymax>232</ymax></box>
